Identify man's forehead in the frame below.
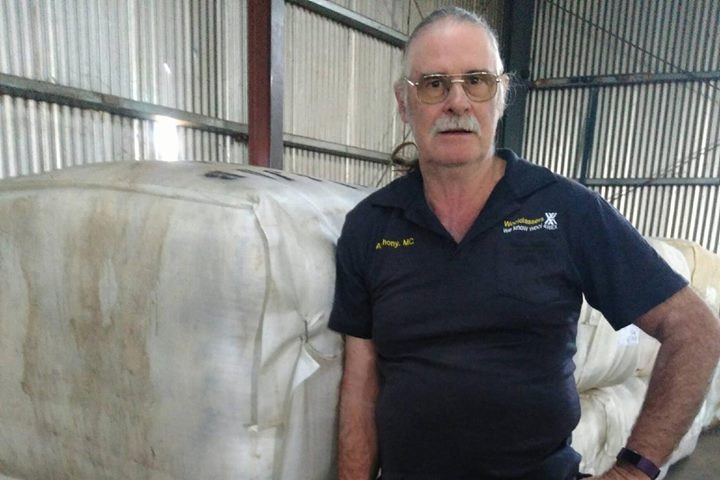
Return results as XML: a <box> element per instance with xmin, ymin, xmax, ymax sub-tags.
<box><xmin>406</xmin><ymin>20</ymin><xmax>498</xmax><ymax>75</ymax></box>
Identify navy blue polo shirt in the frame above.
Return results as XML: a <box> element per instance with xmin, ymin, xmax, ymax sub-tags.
<box><xmin>329</xmin><ymin>149</ymin><xmax>687</xmax><ymax>479</ymax></box>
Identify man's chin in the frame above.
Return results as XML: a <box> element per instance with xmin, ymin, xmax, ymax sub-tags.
<box><xmin>438</xmin><ymin>160</ymin><xmax>469</xmax><ymax>168</ymax></box>
<box><xmin>422</xmin><ymin>157</ymin><xmax>475</xmax><ymax>169</ymax></box>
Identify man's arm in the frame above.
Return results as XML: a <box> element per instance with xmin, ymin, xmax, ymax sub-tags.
<box><xmin>597</xmin><ymin>286</ymin><xmax>720</xmax><ymax>479</ymax></box>
<box><xmin>338</xmin><ymin>335</ymin><xmax>380</xmax><ymax>480</ymax></box>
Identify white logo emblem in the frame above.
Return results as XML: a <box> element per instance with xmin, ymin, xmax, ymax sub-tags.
<box><xmin>544</xmin><ymin>212</ymin><xmax>558</xmax><ymax>230</ymax></box>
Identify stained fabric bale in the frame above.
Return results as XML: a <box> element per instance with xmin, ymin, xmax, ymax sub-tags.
<box><xmin>0</xmin><ymin>161</ymin><xmax>368</xmax><ymax>480</ymax></box>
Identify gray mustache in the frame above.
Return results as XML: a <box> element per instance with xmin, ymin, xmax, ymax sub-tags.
<box><xmin>430</xmin><ymin>115</ymin><xmax>481</xmax><ymax>135</ymax></box>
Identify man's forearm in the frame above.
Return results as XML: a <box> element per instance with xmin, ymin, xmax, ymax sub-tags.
<box><xmin>338</xmin><ymin>336</ymin><xmax>380</xmax><ymax>480</ymax></box>
<box><xmin>598</xmin><ymin>288</ymin><xmax>720</xmax><ymax>479</ymax></box>
<box><xmin>595</xmin><ymin>334</ymin><xmax>718</xmax><ymax>480</ymax></box>
<box><xmin>626</xmin><ymin>328</ymin><xmax>718</xmax><ymax>463</ymax></box>
<box><xmin>338</xmin><ymin>393</ymin><xmax>378</xmax><ymax>480</ymax></box>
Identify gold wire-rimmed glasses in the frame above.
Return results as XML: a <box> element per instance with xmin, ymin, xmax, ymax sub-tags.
<box><xmin>404</xmin><ymin>71</ymin><xmax>502</xmax><ymax>104</ymax></box>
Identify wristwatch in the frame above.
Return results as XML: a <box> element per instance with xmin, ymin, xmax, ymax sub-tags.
<box><xmin>616</xmin><ymin>447</ymin><xmax>660</xmax><ymax>479</ymax></box>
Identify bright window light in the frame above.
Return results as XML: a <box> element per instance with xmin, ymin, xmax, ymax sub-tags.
<box><xmin>154</xmin><ymin>116</ymin><xmax>179</xmax><ymax>162</ymax></box>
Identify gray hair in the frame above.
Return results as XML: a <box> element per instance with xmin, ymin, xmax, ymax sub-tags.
<box><xmin>396</xmin><ymin>6</ymin><xmax>508</xmax><ymax>114</ymax></box>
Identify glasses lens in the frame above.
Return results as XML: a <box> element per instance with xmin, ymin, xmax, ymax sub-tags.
<box><xmin>417</xmin><ymin>76</ymin><xmax>449</xmax><ymax>103</ymax></box>
<box><xmin>463</xmin><ymin>73</ymin><xmax>497</xmax><ymax>102</ymax></box>
<box><xmin>413</xmin><ymin>73</ymin><xmax>499</xmax><ymax>104</ymax></box>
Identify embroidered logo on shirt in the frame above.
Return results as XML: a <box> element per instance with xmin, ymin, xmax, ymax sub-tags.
<box><xmin>375</xmin><ymin>237</ymin><xmax>415</xmax><ymax>250</ymax></box>
<box><xmin>544</xmin><ymin>212</ymin><xmax>558</xmax><ymax>230</ymax></box>
<box><xmin>503</xmin><ymin>213</ymin><xmax>558</xmax><ymax>233</ymax></box>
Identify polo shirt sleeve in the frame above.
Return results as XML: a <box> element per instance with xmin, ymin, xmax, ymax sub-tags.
<box><xmin>328</xmin><ymin>210</ymin><xmax>374</xmax><ymax>339</ymax></box>
<box><xmin>566</xmin><ymin>187</ymin><xmax>688</xmax><ymax>330</ymax></box>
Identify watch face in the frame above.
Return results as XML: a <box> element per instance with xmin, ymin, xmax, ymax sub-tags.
<box><xmin>618</xmin><ymin>448</ymin><xmax>642</xmax><ymax>463</ymax></box>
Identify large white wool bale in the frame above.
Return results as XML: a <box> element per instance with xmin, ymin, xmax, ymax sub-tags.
<box><xmin>574</xmin><ymin>303</ymin><xmax>645</xmax><ymax>392</ymax></box>
<box><xmin>0</xmin><ymin>161</ymin><xmax>369</xmax><ymax>480</ymax></box>
<box><xmin>574</xmin><ymin>376</ymin><xmax>649</xmax><ymax>475</ymax></box>
<box><xmin>661</xmin><ymin>238</ymin><xmax>720</xmax><ymax>315</ymax></box>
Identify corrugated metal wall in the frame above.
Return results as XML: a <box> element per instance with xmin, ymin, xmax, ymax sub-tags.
<box><xmin>524</xmin><ymin>0</ymin><xmax>720</xmax><ymax>253</ymax></box>
<box><xmin>283</xmin><ymin>2</ymin><xmax>403</xmax><ymax>185</ymax></box>
<box><xmin>0</xmin><ymin>0</ymin><xmax>247</xmax><ymax>179</ymax></box>
<box><xmin>331</xmin><ymin>0</ymin><xmax>410</xmax><ymax>33</ymax></box>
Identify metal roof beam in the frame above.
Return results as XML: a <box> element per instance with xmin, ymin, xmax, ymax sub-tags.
<box><xmin>586</xmin><ymin>177</ymin><xmax>720</xmax><ymax>187</ymax></box>
<box><xmin>533</xmin><ymin>71</ymin><xmax>720</xmax><ymax>90</ymax></box>
<box><xmin>286</xmin><ymin>0</ymin><xmax>407</xmax><ymax>48</ymax></box>
<box><xmin>0</xmin><ymin>73</ymin><xmax>248</xmax><ymax>140</ymax></box>
<box><xmin>0</xmin><ymin>73</ymin><xmax>392</xmax><ymax>164</ymax></box>
<box><xmin>284</xmin><ymin>133</ymin><xmax>389</xmax><ymax>165</ymax></box>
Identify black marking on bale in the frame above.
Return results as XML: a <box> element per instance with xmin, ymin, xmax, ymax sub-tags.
<box><xmin>264</xmin><ymin>170</ymin><xmax>295</xmax><ymax>181</ymax></box>
<box><xmin>330</xmin><ymin>180</ymin><xmax>360</xmax><ymax>190</ymax></box>
<box><xmin>205</xmin><ymin>171</ymin><xmax>246</xmax><ymax>180</ymax></box>
<box><xmin>236</xmin><ymin>168</ymin><xmax>275</xmax><ymax>179</ymax></box>
<box><xmin>294</xmin><ymin>173</ymin><xmax>323</xmax><ymax>183</ymax></box>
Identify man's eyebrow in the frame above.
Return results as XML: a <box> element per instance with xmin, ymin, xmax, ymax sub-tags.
<box><xmin>420</xmin><ymin>70</ymin><xmax>492</xmax><ymax>77</ymax></box>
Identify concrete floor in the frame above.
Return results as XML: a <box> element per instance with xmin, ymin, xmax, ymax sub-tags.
<box><xmin>664</xmin><ymin>426</ymin><xmax>720</xmax><ymax>479</ymax></box>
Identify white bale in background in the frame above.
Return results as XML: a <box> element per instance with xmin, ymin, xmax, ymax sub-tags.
<box><xmin>0</xmin><ymin>161</ymin><xmax>369</xmax><ymax>480</ymax></box>
<box><xmin>574</xmin><ymin>376</ymin><xmax>648</xmax><ymax>476</ymax></box>
<box><xmin>574</xmin><ymin>303</ymin><xmax>646</xmax><ymax>392</ymax></box>
<box><xmin>662</xmin><ymin>238</ymin><xmax>720</xmax><ymax>315</ymax></box>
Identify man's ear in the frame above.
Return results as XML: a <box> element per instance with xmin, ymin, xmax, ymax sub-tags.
<box><xmin>394</xmin><ymin>84</ymin><xmax>409</xmax><ymax>123</ymax></box>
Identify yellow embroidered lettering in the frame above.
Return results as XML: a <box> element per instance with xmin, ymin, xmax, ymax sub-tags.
<box><xmin>375</xmin><ymin>237</ymin><xmax>415</xmax><ymax>250</ymax></box>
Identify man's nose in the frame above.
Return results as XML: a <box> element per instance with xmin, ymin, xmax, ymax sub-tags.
<box><xmin>444</xmin><ymin>81</ymin><xmax>471</xmax><ymax>114</ymax></box>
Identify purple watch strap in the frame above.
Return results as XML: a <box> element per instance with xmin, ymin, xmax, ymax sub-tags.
<box><xmin>617</xmin><ymin>447</ymin><xmax>660</xmax><ymax>479</ymax></box>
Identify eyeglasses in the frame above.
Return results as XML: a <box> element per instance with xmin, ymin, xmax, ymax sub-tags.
<box><xmin>404</xmin><ymin>71</ymin><xmax>502</xmax><ymax>104</ymax></box>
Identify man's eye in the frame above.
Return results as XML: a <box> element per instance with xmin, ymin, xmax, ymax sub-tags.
<box><xmin>467</xmin><ymin>75</ymin><xmax>483</xmax><ymax>85</ymax></box>
<box><xmin>428</xmin><ymin>79</ymin><xmax>443</xmax><ymax>89</ymax></box>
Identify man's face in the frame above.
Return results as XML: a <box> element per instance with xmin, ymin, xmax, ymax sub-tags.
<box><xmin>398</xmin><ymin>21</ymin><xmax>504</xmax><ymax>168</ymax></box>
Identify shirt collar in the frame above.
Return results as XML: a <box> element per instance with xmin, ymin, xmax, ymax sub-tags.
<box><xmin>370</xmin><ymin>148</ymin><xmax>557</xmax><ymax>210</ymax></box>
<box><xmin>498</xmin><ymin>148</ymin><xmax>558</xmax><ymax>198</ymax></box>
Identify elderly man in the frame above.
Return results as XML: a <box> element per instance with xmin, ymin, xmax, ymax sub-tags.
<box><xmin>329</xmin><ymin>6</ymin><xmax>720</xmax><ymax>480</ymax></box>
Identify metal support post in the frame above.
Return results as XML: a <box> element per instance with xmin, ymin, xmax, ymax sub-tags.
<box><xmin>499</xmin><ymin>0</ymin><xmax>535</xmax><ymax>154</ymax></box>
<box><xmin>248</xmin><ymin>0</ymin><xmax>284</xmax><ymax>169</ymax></box>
